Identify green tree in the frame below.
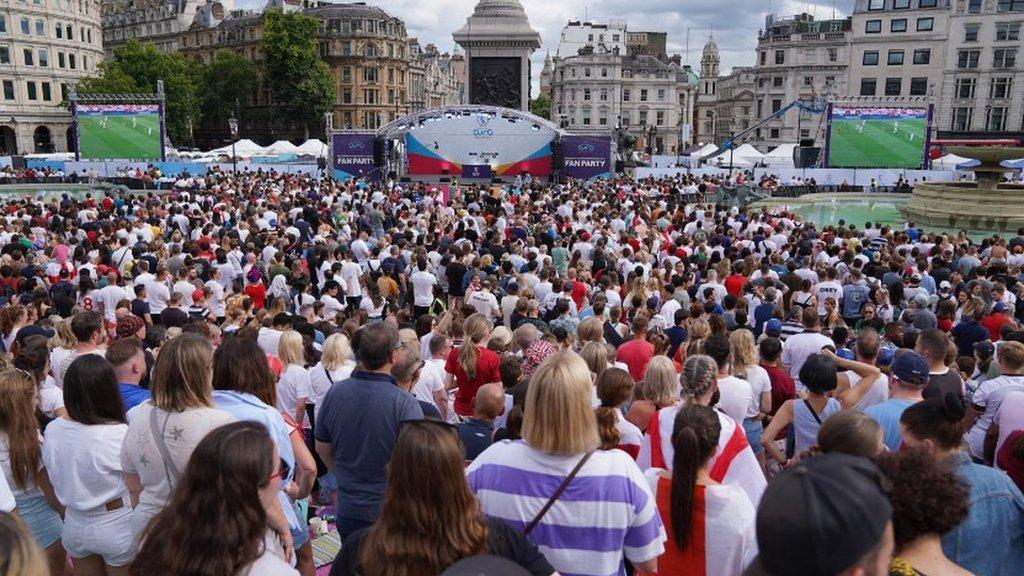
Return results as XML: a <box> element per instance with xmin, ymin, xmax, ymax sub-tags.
<box><xmin>78</xmin><ymin>40</ymin><xmax>203</xmax><ymax>144</ymax></box>
<box><xmin>261</xmin><ymin>9</ymin><xmax>335</xmax><ymax>138</ymax></box>
<box><xmin>200</xmin><ymin>49</ymin><xmax>260</xmax><ymax>127</ymax></box>
<box><xmin>529</xmin><ymin>95</ymin><xmax>551</xmax><ymax>121</ymax></box>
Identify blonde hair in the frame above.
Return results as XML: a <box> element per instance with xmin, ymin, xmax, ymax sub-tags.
<box><xmin>459</xmin><ymin>314</ymin><xmax>493</xmax><ymax>380</ymax></box>
<box><xmin>151</xmin><ymin>334</ymin><xmax>214</xmax><ymax>411</ymax></box>
<box><xmin>522</xmin><ymin>350</ymin><xmax>600</xmax><ymax>455</ymax></box>
<box><xmin>686</xmin><ymin>318</ymin><xmax>711</xmax><ymax>357</ymax></box>
<box><xmin>51</xmin><ymin>318</ymin><xmax>77</xmax><ymax>349</ymax></box>
<box><xmin>729</xmin><ymin>330</ymin><xmax>759</xmax><ymax>377</ymax></box>
<box><xmin>0</xmin><ymin>513</ymin><xmax>47</xmax><ymax>576</ymax></box>
<box><xmin>577</xmin><ymin>317</ymin><xmax>604</xmax><ymax>344</ymax></box>
<box><xmin>636</xmin><ymin>355</ymin><xmax>678</xmax><ymax>407</ymax></box>
<box><xmin>277</xmin><ymin>331</ymin><xmax>305</xmax><ymax>368</ymax></box>
<box><xmin>578</xmin><ymin>341</ymin><xmax>609</xmax><ymax>378</ymax></box>
<box><xmin>321</xmin><ymin>333</ymin><xmax>352</xmax><ymax>371</ymax></box>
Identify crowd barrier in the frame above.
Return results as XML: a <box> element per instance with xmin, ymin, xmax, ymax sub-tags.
<box><xmin>6</xmin><ymin>159</ymin><xmax>322</xmax><ymax>179</ymax></box>
<box><xmin>634</xmin><ymin>166</ymin><xmax>963</xmax><ymax>187</ymax></box>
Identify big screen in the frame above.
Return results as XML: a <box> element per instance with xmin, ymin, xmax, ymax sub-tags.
<box><xmin>76</xmin><ymin>104</ymin><xmax>162</xmax><ymax>160</ymax></box>
<box><xmin>826</xmin><ymin>106</ymin><xmax>928</xmax><ymax>169</ymax></box>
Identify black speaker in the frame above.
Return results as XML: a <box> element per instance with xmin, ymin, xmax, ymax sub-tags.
<box><xmin>799</xmin><ymin>138</ymin><xmax>815</xmax><ymax>147</ymax></box>
<box><xmin>10</xmin><ymin>156</ymin><xmax>26</xmax><ymax>169</ymax></box>
<box><xmin>614</xmin><ymin>160</ymin><xmax>624</xmax><ymax>173</ymax></box>
<box><xmin>551</xmin><ymin>141</ymin><xmax>565</xmax><ymax>170</ymax></box>
<box><xmin>316</xmin><ymin>157</ymin><xmax>326</xmax><ymax>170</ymax></box>
<box><xmin>399</xmin><ymin>176</ymin><xmax>412</xmax><ymax>183</ymax></box>
<box><xmin>387</xmin><ymin>171</ymin><xmax>397</xmax><ymax>180</ymax></box>
<box><xmin>491</xmin><ymin>177</ymin><xmax>502</xmax><ymax>184</ymax></box>
<box><xmin>372</xmin><ymin>138</ymin><xmax>385</xmax><ymax>166</ymax></box>
<box><xmin>439</xmin><ymin>177</ymin><xmax>451</xmax><ymax>183</ymax></box>
<box><xmin>793</xmin><ymin>147</ymin><xmax>821</xmax><ymax>168</ymax></box>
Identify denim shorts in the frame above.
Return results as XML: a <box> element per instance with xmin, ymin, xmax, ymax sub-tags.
<box><xmin>14</xmin><ymin>493</ymin><xmax>62</xmax><ymax>549</ymax></box>
<box><xmin>63</xmin><ymin>501</ymin><xmax>135</xmax><ymax>566</ymax></box>
<box><xmin>743</xmin><ymin>417</ymin><xmax>765</xmax><ymax>455</ymax></box>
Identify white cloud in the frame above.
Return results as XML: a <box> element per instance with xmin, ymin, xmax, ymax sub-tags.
<box><xmin>235</xmin><ymin>0</ymin><xmax>854</xmax><ymax>92</ymax></box>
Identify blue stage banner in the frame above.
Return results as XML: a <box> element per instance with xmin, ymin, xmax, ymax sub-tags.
<box><xmin>561</xmin><ymin>135</ymin><xmax>612</xmax><ymax>180</ymax></box>
<box><xmin>331</xmin><ymin>133</ymin><xmax>377</xmax><ymax>180</ymax></box>
<box><xmin>461</xmin><ymin>164</ymin><xmax>492</xmax><ymax>179</ymax></box>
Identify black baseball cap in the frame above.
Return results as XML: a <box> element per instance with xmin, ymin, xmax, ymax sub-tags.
<box><xmin>747</xmin><ymin>453</ymin><xmax>892</xmax><ymax>576</ymax></box>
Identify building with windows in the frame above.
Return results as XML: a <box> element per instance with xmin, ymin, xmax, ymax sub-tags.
<box><xmin>180</xmin><ymin>1</ymin><xmax>413</xmax><ymax>140</ymax></box>
<box><xmin>710</xmin><ymin>67</ymin><xmax>757</xmax><ymax>148</ymax></box>
<box><xmin>940</xmin><ymin>0</ymin><xmax>1024</xmax><ymax>137</ymax></box>
<box><xmin>694</xmin><ymin>36</ymin><xmax>720</xmax><ymax>145</ymax></box>
<box><xmin>101</xmin><ymin>0</ymin><xmax>224</xmax><ymax>54</ymax></box>
<box><xmin>555</xmin><ymin>19</ymin><xmax>627</xmax><ymax>58</ymax></box>
<box><xmin>1</xmin><ymin>0</ymin><xmax>104</xmax><ymax>154</ymax></box>
<box><xmin>847</xmin><ymin>0</ymin><xmax>948</xmax><ymax>113</ymax></box>
<box><xmin>753</xmin><ymin>13</ymin><xmax>851</xmax><ymax>148</ymax></box>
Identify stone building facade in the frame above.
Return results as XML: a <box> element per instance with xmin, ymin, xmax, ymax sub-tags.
<box><xmin>1</xmin><ymin>0</ymin><xmax>105</xmax><ymax>153</ymax></box>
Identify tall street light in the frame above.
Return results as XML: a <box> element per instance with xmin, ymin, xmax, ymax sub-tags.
<box><xmin>228</xmin><ymin>116</ymin><xmax>238</xmax><ymax>174</ymax></box>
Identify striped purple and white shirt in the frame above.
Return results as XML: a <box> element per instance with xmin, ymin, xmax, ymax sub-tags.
<box><xmin>467</xmin><ymin>440</ymin><xmax>666</xmax><ymax>576</ymax></box>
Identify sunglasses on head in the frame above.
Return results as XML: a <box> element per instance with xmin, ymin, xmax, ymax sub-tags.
<box><xmin>269</xmin><ymin>458</ymin><xmax>290</xmax><ymax>481</ymax></box>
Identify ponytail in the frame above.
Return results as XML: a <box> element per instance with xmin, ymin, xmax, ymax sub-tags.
<box><xmin>668</xmin><ymin>404</ymin><xmax>721</xmax><ymax>551</ymax></box>
<box><xmin>459</xmin><ymin>314</ymin><xmax>492</xmax><ymax>380</ymax></box>
<box><xmin>595</xmin><ymin>407</ymin><xmax>620</xmax><ymax>450</ymax></box>
<box><xmin>900</xmin><ymin>392</ymin><xmax>967</xmax><ymax>451</ymax></box>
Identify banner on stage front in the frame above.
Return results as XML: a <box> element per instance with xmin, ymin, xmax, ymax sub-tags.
<box><xmin>561</xmin><ymin>135</ymin><xmax>612</xmax><ymax>180</ymax></box>
<box><xmin>331</xmin><ymin>133</ymin><xmax>377</xmax><ymax>180</ymax></box>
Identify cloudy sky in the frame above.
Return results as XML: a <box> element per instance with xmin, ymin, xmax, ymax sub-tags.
<box><xmin>241</xmin><ymin>0</ymin><xmax>853</xmax><ymax>88</ymax></box>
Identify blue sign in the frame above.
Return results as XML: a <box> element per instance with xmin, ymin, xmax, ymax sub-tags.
<box><xmin>461</xmin><ymin>164</ymin><xmax>492</xmax><ymax>179</ymax></box>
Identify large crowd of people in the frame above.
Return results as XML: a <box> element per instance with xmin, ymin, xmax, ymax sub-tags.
<box><xmin>0</xmin><ymin>167</ymin><xmax>1023</xmax><ymax>576</ymax></box>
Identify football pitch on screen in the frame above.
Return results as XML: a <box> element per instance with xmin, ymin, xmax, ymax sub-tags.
<box><xmin>78</xmin><ymin>113</ymin><xmax>162</xmax><ymax>160</ymax></box>
<box><xmin>828</xmin><ymin>118</ymin><xmax>926</xmax><ymax>169</ymax></box>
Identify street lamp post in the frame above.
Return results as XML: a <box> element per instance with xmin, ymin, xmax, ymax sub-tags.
<box><xmin>228</xmin><ymin>116</ymin><xmax>238</xmax><ymax>174</ymax></box>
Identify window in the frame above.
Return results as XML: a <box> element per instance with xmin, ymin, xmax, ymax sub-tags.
<box><xmin>888</xmin><ymin>50</ymin><xmax>905</xmax><ymax>65</ymax></box>
<box><xmin>38</xmin><ymin>49</ymin><xmax>46</xmax><ymax>67</ymax></box>
<box><xmin>341</xmin><ymin>41</ymin><xmax>350</xmax><ymax>56</ymax></box>
<box><xmin>583</xmin><ymin>88</ymin><xmax>591</xmax><ymax>101</ymax></box>
<box><xmin>828</xmin><ymin>48</ymin><xmax>838</xmax><ymax>62</ymax></box>
<box><xmin>866</xmin><ymin>20</ymin><xmax>882</xmax><ymax>33</ymax></box>
<box><xmin>770</xmin><ymin>128</ymin><xmax>780</xmax><ymax>139</ymax></box>
<box><xmin>1</xmin><ymin>80</ymin><xmax>12</xmax><ymax>100</ymax></box>
<box><xmin>895</xmin><ymin>0</ymin><xmax>910</xmax><ymax>7</ymax></box>
<box><xmin>919</xmin><ymin>0</ymin><xmax>937</xmax><ymax>6</ymax></box>
<box><xmin>20</xmin><ymin>18</ymin><xmax>29</xmax><ymax>35</ymax></box>
<box><xmin>773</xmin><ymin>76</ymin><xmax>783</xmax><ymax>87</ymax></box>
<box><xmin>910</xmin><ymin>77</ymin><xmax>928</xmax><ymax>95</ymax></box>
<box><xmin>41</xmin><ymin>82</ymin><xmax>50</xmax><ymax>101</ymax></box>
<box><xmin>623</xmin><ymin>89</ymin><xmax>630</xmax><ymax>102</ymax></box>
<box><xmin>913</xmin><ymin>49</ymin><xmax>930</xmax><ymax>64</ymax></box>
<box><xmin>996</xmin><ymin>22</ymin><xmax>1021</xmax><ymax>40</ymax></box>
<box><xmin>26</xmin><ymin>81</ymin><xmax>36</xmax><ymax>100</ymax></box>
<box><xmin>638</xmin><ymin>110</ymin><xmax>648</xmax><ymax>124</ymax></box>
<box><xmin>863</xmin><ymin>51</ymin><xmax>880</xmax><ymax>65</ymax></box>
<box><xmin>891</xmin><ymin>19</ymin><xmax>908</xmax><ymax>32</ymax></box>
<box><xmin>23</xmin><ymin>48</ymin><xmax>32</xmax><ymax>65</ymax></box>
<box><xmin>0</xmin><ymin>47</ymin><xmax>7</xmax><ymax>64</ymax></box>
<box><xmin>885</xmin><ymin>77</ymin><xmax>902</xmax><ymax>95</ymax></box>
<box><xmin>66</xmin><ymin>25</ymin><xmax>72</xmax><ymax>39</ymax></box>
<box><xmin>994</xmin><ymin>48</ymin><xmax>1017</xmax><ymax>67</ymax></box>
<box><xmin>772</xmin><ymin>99</ymin><xmax>782</xmax><ymax>112</ymax></box>
<box><xmin>955</xmin><ymin>77</ymin><xmax>976</xmax><ymax>98</ymax></box>
<box><xmin>965</xmin><ymin>24</ymin><xmax>980</xmax><ymax>42</ymax></box>
<box><xmin>342</xmin><ymin>89</ymin><xmax>352</xmax><ymax>104</ymax></box>
<box><xmin>363</xmin><ymin>67</ymin><xmax>377</xmax><ymax>82</ymax></box>
<box><xmin>958</xmin><ymin>49</ymin><xmax>980</xmax><ymax>68</ymax></box>
<box><xmin>584</xmin><ymin>67</ymin><xmax>590</xmax><ymax>77</ymax></box>
<box><xmin>998</xmin><ymin>0</ymin><xmax>1024</xmax><ymax>12</ymax></box>
<box><xmin>803</xmin><ymin>76</ymin><xmax>813</xmax><ymax>86</ymax></box>
<box><xmin>991</xmin><ymin>76</ymin><xmax>1013</xmax><ymax>98</ymax></box>
<box><xmin>601</xmin><ymin>68</ymin><xmax>607</xmax><ymax>77</ymax></box>
<box><xmin>952</xmin><ymin>107</ymin><xmax>973</xmax><ymax>131</ymax></box>
<box><xmin>868</xmin><ymin>0</ymin><xmax>884</xmax><ymax>9</ymax></box>
<box><xmin>917</xmin><ymin>17</ymin><xmax>934</xmax><ymax>31</ymax></box>
<box><xmin>342</xmin><ymin>67</ymin><xmax>351</xmax><ymax>83</ymax></box>
<box><xmin>55</xmin><ymin>23</ymin><xmax>61</xmax><ymax>38</ymax></box>
<box><xmin>987</xmin><ymin>106</ymin><xmax>1009</xmax><ymax>131</ymax></box>
<box><xmin>69</xmin><ymin>53</ymin><xmax>75</xmax><ymax>69</ymax></box>
<box><xmin>969</xmin><ymin>0</ymin><xmax>982</xmax><ymax>12</ymax></box>
<box><xmin>640</xmin><ymin>89</ymin><xmax>648</xmax><ymax>101</ymax></box>
<box><xmin>760</xmin><ymin>51</ymin><xmax>766</xmax><ymax>65</ymax></box>
<box><xmin>82</xmin><ymin>55</ymin><xmax>87</xmax><ymax>70</ymax></box>
<box><xmin>362</xmin><ymin>89</ymin><xmax>377</xmax><ymax>104</ymax></box>
<box><xmin>804</xmin><ymin>48</ymin><xmax>816</xmax><ymax>63</ymax></box>
<box><xmin>656</xmin><ymin>111</ymin><xmax>665</xmax><ymax>126</ymax></box>
<box><xmin>34</xmin><ymin>20</ymin><xmax>43</xmax><ymax>36</ymax></box>
<box><xmin>600</xmin><ymin>89</ymin><xmax>608</xmax><ymax>101</ymax></box>
<box><xmin>0</xmin><ymin>16</ymin><xmax>5</xmax><ymax>33</ymax></box>
<box><xmin>774</xmin><ymin>50</ymin><xmax>784</xmax><ymax>64</ymax></box>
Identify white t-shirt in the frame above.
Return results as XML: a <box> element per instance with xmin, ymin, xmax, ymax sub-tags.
<box><xmin>205</xmin><ymin>280</ymin><xmax>226</xmax><ymax>317</ymax></box>
<box><xmin>121</xmin><ymin>403</ymin><xmax>236</xmax><ymax>542</ymax></box>
<box><xmin>466</xmin><ymin>290</ymin><xmax>499</xmax><ymax>320</ymax></box>
<box><xmin>257</xmin><ymin>328</ymin><xmax>284</xmax><ymax>357</ymax></box>
<box><xmin>782</xmin><ymin>331</ymin><xmax>834</xmax><ymax>391</ymax></box>
<box><xmin>0</xmin><ymin>432</ymin><xmax>43</xmax><ymax>498</ymax></box>
<box><xmin>0</xmin><ymin>465</ymin><xmax>13</xmax><ymax>513</ymax></box>
<box><xmin>146</xmin><ymin>279</ymin><xmax>171</xmax><ymax>315</ymax></box>
<box><xmin>717</xmin><ymin>376</ymin><xmax>755</xmax><ymax>423</ymax></box>
<box><xmin>741</xmin><ymin>365</ymin><xmax>773</xmax><ymax>419</ymax></box>
<box><xmin>409</xmin><ymin>270</ymin><xmax>437</xmax><ymax>307</ymax></box>
<box><xmin>97</xmin><ymin>284</ymin><xmax>130</xmax><ymax>322</ymax></box>
<box><xmin>340</xmin><ymin>261</ymin><xmax>363</xmax><ymax>297</ymax></box>
<box><xmin>995</xmin><ymin>390</ymin><xmax>1024</xmax><ymax>468</ymax></box>
<box><xmin>39</xmin><ymin>375</ymin><xmax>65</xmax><ymax>418</ymax></box>
<box><xmin>844</xmin><ymin>370</ymin><xmax>890</xmax><ymax>411</ymax></box>
<box><xmin>967</xmin><ymin>374</ymin><xmax>1024</xmax><ymax>459</ymax></box>
<box><xmin>276</xmin><ymin>365</ymin><xmax>311</xmax><ymax>427</ymax></box>
<box><xmin>320</xmin><ymin>294</ymin><xmax>345</xmax><ymax>321</ymax></box>
<box><xmin>413</xmin><ymin>358</ymin><xmax>446</xmax><ymax>410</ymax></box>
<box><xmin>42</xmin><ymin>418</ymin><xmax>129</xmax><ymax>511</ymax></box>
<box><xmin>812</xmin><ymin>281</ymin><xmax>843</xmax><ymax>315</ymax></box>
<box><xmin>309</xmin><ymin>362</ymin><xmax>354</xmax><ymax>422</ymax></box>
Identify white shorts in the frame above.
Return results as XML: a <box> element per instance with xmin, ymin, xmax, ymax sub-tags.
<box><xmin>63</xmin><ymin>500</ymin><xmax>135</xmax><ymax>566</ymax></box>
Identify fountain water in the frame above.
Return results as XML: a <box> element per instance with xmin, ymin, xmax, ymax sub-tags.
<box><xmin>900</xmin><ymin>146</ymin><xmax>1024</xmax><ymax>232</ymax></box>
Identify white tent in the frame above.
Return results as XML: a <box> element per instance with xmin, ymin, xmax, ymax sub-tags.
<box><xmin>692</xmin><ymin>143</ymin><xmax>719</xmax><ymax>158</ymax></box>
<box><xmin>295</xmin><ymin>139</ymin><xmax>328</xmax><ymax>158</ymax></box>
<box><xmin>263</xmin><ymin>140</ymin><xmax>300</xmax><ymax>156</ymax></box>
<box><xmin>763</xmin><ymin>144</ymin><xmax>797</xmax><ymax>168</ymax></box>
<box><xmin>208</xmin><ymin>139</ymin><xmax>266</xmax><ymax>159</ymax></box>
<box><xmin>732</xmin><ymin>143</ymin><xmax>764</xmax><ymax>163</ymax></box>
<box><xmin>704</xmin><ymin>149</ymin><xmax>757</xmax><ymax>168</ymax></box>
<box><xmin>932</xmin><ymin>153</ymin><xmax>976</xmax><ymax>170</ymax></box>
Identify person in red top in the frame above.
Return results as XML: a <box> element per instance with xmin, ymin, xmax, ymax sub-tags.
<box><xmin>243</xmin><ymin>268</ymin><xmax>267</xmax><ymax>310</ymax></box>
<box><xmin>616</xmin><ymin>314</ymin><xmax>655</xmax><ymax>382</ymax></box>
<box><xmin>997</xmin><ymin>430</ymin><xmax>1024</xmax><ymax>494</ymax></box>
<box><xmin>723</xmin><ymin>264</ymin><xmax>748</xmax><ymax>298</ymax></box>
<box><xmin>759</xmin><ymin>337</ymin><xmax>796</xmax><ymax>441</ymax></box>
<box><xmin>445</xmin><ymin>313</ymin><xmax>502</xmax><ymax>418</ymax></box>
<box><xmin>982</xmin><ymin>302</ymin><xmax>1014</xmax><ymax>341</ymax></box>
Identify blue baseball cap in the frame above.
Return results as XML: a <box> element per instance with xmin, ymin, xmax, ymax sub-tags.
<box><xmin>891</xmin><ymin>351</ymin><xmax>929</xmax><ymax>386</ymax></box>
<box><xmin>765</xmin><ymin>319</ymin><xmax>782</xmax><ymax>335</ymax></box>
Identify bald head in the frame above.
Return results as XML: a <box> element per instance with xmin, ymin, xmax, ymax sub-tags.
<box><xmin>473</xmin><ymin>383</ymin><xmax>505</xmax><ymax>421</ymax></box>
